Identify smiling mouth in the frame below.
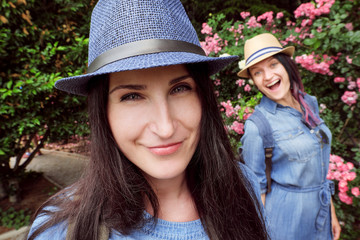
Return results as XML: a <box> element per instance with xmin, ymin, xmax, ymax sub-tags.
<box><xmin>267</xmin><ymin>79</ymin><xmax>281</xmax><ymax>90</ymax></box>
<box><xmin>148</xmin><ymin>142</ymin><xmax>182</xmax><ymax>156</ymax></box>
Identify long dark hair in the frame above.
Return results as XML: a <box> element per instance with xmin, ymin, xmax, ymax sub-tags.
<box><xmin>28</xmin><ymin>64</ymin><xmax>268</xmax><ymax>240</ymax></box>
<box><xmin>273</xmin><ymin>53</ymin><xmax>320</xmax><ymax>127</ymax></box>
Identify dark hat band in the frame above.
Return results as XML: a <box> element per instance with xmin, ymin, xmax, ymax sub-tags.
<box><xmin>88</xmin><ymin>39</ymin><xmax>206</xmax><ymax>73</ymax></box>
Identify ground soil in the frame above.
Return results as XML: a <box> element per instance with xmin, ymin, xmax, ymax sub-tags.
<box><xmin>0</xmin><ymin>139</ymin><xmax>89</xmax><ymax>235</ymax></box>
<box><xmin>0</xmin><ymin>139</ymin><xmax>89</xmax><ymax>234</ymax></box>
<box><xmin>0</xmin><ymin>175</ymin><xmax>58</xmax><ymax>234</ymax></box>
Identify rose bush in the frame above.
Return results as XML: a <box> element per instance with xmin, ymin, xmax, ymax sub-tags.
<box><xmin>200</xmin><ymin>0</ymin><xmax>360</xmax><ymax>238</ymax></box>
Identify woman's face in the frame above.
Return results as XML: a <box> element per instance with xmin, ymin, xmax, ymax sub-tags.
<box><xmin>249</xmin><ymin>56</ymin><xmax>292</xmax><ymax>105</ymax></box>
<box><xmin>107</xmin><ymin>65</ymin><xmax>202</xmax><ymax>183</ymax></box>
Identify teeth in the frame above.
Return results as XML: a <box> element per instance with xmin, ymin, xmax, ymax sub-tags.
<box><xmin>267</xmin><ymin>80</ymin><xmax>280</xmax><ymax>87</ymax></box>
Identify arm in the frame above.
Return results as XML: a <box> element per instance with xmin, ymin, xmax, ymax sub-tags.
<box><xmin>261</xmin><ymin>193</ymin><xmax>266</xmax><ymax>206</ymax></box>
<box><xmin>331</xmin><ymin>199</ymin><xmax>341</xmax><ymax>240</ymax></box>
<box><xmin>240</xmin><ymin>120</ymin><xmax>268</xmax><ymax>195</ymax></box>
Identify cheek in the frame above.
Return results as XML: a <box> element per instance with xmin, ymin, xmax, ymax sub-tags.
<box><xmin>107</xmin><ymin>105</ymin><xmax>145</xmax><ymax>145</ymax></box>
<box><xmin>173</xmin><ymin>96</ymin><xmax>202</xmax><ymax>131</ymax></box>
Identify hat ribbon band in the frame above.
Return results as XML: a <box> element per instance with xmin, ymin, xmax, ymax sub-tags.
<box><xmin>87</xmin><ymin>39</ymin><xmax>206</xmax><ymax>73</ymax></box>
<box><xmin>246</xmin><ymin>46</ymin><xmax>283</xmax><ymax>66</ymax></box>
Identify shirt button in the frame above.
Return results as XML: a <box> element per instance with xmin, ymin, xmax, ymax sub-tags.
<box><xmin>310</xmin><ymin>129</ymin><xmax>314</xmax><ymax>134</ymax></box>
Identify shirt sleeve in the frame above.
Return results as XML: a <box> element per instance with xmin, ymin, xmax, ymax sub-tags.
<box><xmin>240</xmin><ymin>119</ymin><xmax>268</xmax><ymax>194</ymax></box>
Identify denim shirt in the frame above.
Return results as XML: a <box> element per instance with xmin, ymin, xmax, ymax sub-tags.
<box><xmin>241</xmin><ymin>94</ymin><xmax>334</xmax><ymax>240</ymax></box>
<box><xmin>28</xmin><ymin>163</ymin><xmax>263</xmax><ymax>240</ymax></box>
<box><xmin>241</xmin><ymin>94</ymin><xmax>332</xmax><ymax>193</ymax></box>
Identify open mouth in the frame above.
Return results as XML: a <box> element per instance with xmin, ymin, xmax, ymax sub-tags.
<box><xmin>267</xmin><ymin>79</ymin><xmax>281</xmax><ymax>90</ymax></box>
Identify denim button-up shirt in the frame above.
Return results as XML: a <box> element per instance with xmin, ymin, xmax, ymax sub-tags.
<box><xmin>241</xmin><ymin>94</ymin><xmax>334</xmax><ymax>240</ymax></box>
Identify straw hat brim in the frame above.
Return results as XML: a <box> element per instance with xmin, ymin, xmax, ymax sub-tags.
<box><xmin>55</xmin><ymin>52</ymin><xmax>238</xmax><ymax>96</ymax></box>
<box><xmin>237</xmin><ymin>46</ymin><xmax>294</xmax><ymax>79</ymax></box>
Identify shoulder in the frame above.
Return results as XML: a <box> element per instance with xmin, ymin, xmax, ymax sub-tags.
<box><xmin>28</xmin><ymin>209</ymin><xmax>67</xmax><ymax>240</ymax></box>
<box><xmin>303</xmin><ymin>93</ymin><xmax>318</xmax><ymax>106</ymax></box>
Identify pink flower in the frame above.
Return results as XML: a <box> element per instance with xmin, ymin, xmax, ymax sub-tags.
<box><xmin>348</xmin><ymin>81</ymin><xmax>356</xmax><ymax>90</ymax></box>
<box><xmin>221</xmin><ymin>100</ymin><xmax>235</xmax><ymax>117</ymax></box>
<box><xmin>276</xmin><ymin>12</ymin><xmax>284</xmax><ymax>19</ymax></box>
<box><xmin>294</xmin><ymin>0</ymin><xmax>335</xmax><ymax>19</ymax></box>
<box><xmin>341</xmin><ymin>91</ymin><xmax>358</xmax><ymax>106</ymax></box>
<box><xmin>346</xmin><ymin>172</ymin><xmax>356</xmax><ymax>181</ymax></box>
<box><xmin>200</xmin><ymin>33</ymin><xmax>223</xmax><ymax>55</ymax></box>
<box><xmin>346</xmin><ymin>162</ymin><xmax>354</xmax><ymax>170</ymax></box>
<box><xmin>257</xmin><ymin>11</ymin><xmax>274</xmax><ymax>25</ymax></box>
<box><xmin>240</xmin><ymin>12</ymin><xmax>251</xmax><ymax>19</ymax></box>
<box><xmin>339</xmin><ymin>185</ymin><xmax>349</xmax><ymax>193</ymax></box>
<box><xmin>339</xmin><ymin>180</ymin><xmax>348</xmax><ymax>188</ymax></box>
<box><xmin>244</xmin><ymin>84</ymin><xmax>251</xmax><ymax>92</ymax></box>
<box><xmin>334</xmin><ymin>77</ymin><xmax>345</xmax><ymax>83</ymax></box>
<box><xmin>236</xmin><ymin>79</ymin><xmax>245</xmax><ymax>87</ymax></box>
<box><xmin>329</xmin><ymin>163</ymin><xmax>336</xmax><ymax>170</ymax></box>
<box><xmin>319</xmin><ymin>103</ymin><xmax>327</xmax><ymax>113</ymax></box>
<box><xmin>339</xmin><ymin>192</ymin><xmax>353</xmax><ymax>205</ymax></box>
<box><xmin>351</xmin><ymin>187</ymin><xmax>360</xmax><ymax>197</ymax></box>
<box><xmin>246</xmin><ymin>16</ymin><xmax>262</xmax><ymax>28</ymax></box>
<box><xmin>214</xmin><ymin>78</ymin><xmax>221</xmax><ymax>86</ymax></box>
<box><xmin>346</xmin><ymin>55</ymin><xmax>353</xmax><ymax>64</ymax></box>
<box><xmin>201</xmin><ymin>23</ymin><xmax>213</xmax><ymax>35</ymax></box>
<box><xmin>301</xmin><ymin>19</ymin><xmax>313</xmax><ymax>27</ymax></box>
<box><xmin>295</xmin><ymin>53</ymin><xmax>334</xmax><ymax>75</ymax></box>
<box><xmin>231</xmin><ymin>121</ymin><xmax>244</xmax><ymax>134</ymax></box>
<box><xmin>345</xmin><ymin>23</ymin><xmax>353</xmax><ymax>31</ymax></box>
<box><xmin>357</xmin><ymin>78</ymin><xmax>360</xmax><ymax>90</ymax></box>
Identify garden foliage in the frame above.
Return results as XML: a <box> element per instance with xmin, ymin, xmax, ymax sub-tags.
<box><xmin>200</xmin><ymin>0</ymin><xmax>360</xmax><ymax>238</ymax></box>
<box><xmin>0</xmin><ymin>0</ymin><xmax>93</xmax><ymax>194</ymax></box>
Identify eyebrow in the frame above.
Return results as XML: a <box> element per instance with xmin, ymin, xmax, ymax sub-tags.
<box><xmin>109</xmin><ymin>84</ymin><xmax>146</xmax><ymax>94</ymax></box>
<box><xmin>169</xmin><ymin>75</ymin><xmax>192</xmax><ymax>86</ymax></box>
<box><xmin>109</xmin><ymin>74</ymin><xmax>192</xmax><ymax>94</ymax></box>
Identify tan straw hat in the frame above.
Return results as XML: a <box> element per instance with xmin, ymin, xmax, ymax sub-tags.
<box><xmin>237</xmin><ymin>33</ymin><xmax>295</xmax><ymax>78</ymax></box>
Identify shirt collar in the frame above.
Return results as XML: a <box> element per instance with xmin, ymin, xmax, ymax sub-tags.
<box><xmin>258</xmin><ymin>91</ymin><xmax>307</xmax><ymax>115</ymax></box>
<box><xmin>259</xmin><ymin>95</ymin><xmax>278</xmax><ymax>114</ymax></box>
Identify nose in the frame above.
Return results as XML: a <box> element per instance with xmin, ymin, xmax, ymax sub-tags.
<box><xmin>263</xmin><ymin>68</ymin><xmax>273</xmax><ymax>81</ymax></box>
<box><xmin>149</xmin><ymin>100</ymin><xmax>176</xmax><ymax>139</ymax></box>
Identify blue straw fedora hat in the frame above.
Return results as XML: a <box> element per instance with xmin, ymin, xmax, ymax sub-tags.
<box><xmin>55</xmin><ymin>0</ymin><xmax>238</xmax><ymax>96</ymax></box>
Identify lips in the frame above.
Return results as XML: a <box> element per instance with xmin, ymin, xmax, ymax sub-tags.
<box><xmin>148</xmin><ymin>142</ymin><xmax>182</xmax><ymax>156</ymax></box>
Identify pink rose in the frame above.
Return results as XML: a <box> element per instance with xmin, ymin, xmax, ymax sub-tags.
<box><xmin>345</xmin><ymin>23</ymin><xmax>353</xmax><ymax>31</ymax></box>
<box><xmin>351</xmin><ymin>187</ymin><xmax>360</xmax><ymax>197</ymax></box>
<box><xmin>346</xmin><ymin>55</ymin><xmax>353</xmax><ymax>64</ymax></box>
<box><xmin>341</xmin><ymin>91</ymin><xmax>358</xmax><ymax>106</ymax></box>
<box><xmin>276</xmin><ymin>12</ymin><xmax>284</xmax><ymax>19</ymax></box>
<box><xmin>244</xmin><ymin>84</ymin><xmax>251</xmax><ymax>92</ymax></box>
<box><xmin>334</xmin><ymin>77</ymin><xmax>345</xmax><ymax>83</ymax></box>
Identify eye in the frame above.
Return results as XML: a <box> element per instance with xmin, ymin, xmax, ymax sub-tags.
<box><xmin>120</xmin><ymin>93</ymin><xmax>142</xmax><ymax>102</ymax></box>
<box><xmin>171</xmin><ymin>84</ymin><xmax>192</xmax><ymax>94</ymax></box>
<box><xmin>252</xmin><ymin>70</ymin><xmax>261</xmax><ymax>77</ymax></box>
<box><xmin>270</xmin><ymin>60</ymin><xmax>279</xmax><ymax>68</ymax></box>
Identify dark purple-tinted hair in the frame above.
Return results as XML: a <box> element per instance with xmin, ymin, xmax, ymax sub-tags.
<box><xmin>273</xmin><ymin>53</ymin><xmax>320</xmax><ymax>127</ymax></box>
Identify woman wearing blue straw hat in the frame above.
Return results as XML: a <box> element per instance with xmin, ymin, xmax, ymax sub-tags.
<box><xmin>239</xmin><ymin>33</ymin><xmax>341</xmax><ymax>240</ymax></box>
<box><xmin>27</xmin><ymin>1</ymin><xmax>269</xmax><ymax>240</ymax></box>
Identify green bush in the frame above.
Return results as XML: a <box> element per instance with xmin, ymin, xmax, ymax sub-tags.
<box><xmin>0</xmin><ymin>207</ymin><xmax>31</xmax><ymax>230</ymax></box>
<box><xmin>0</xmin><ymin>0</ymin><xmax>93</xmax><ymax>189</ymax></box>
